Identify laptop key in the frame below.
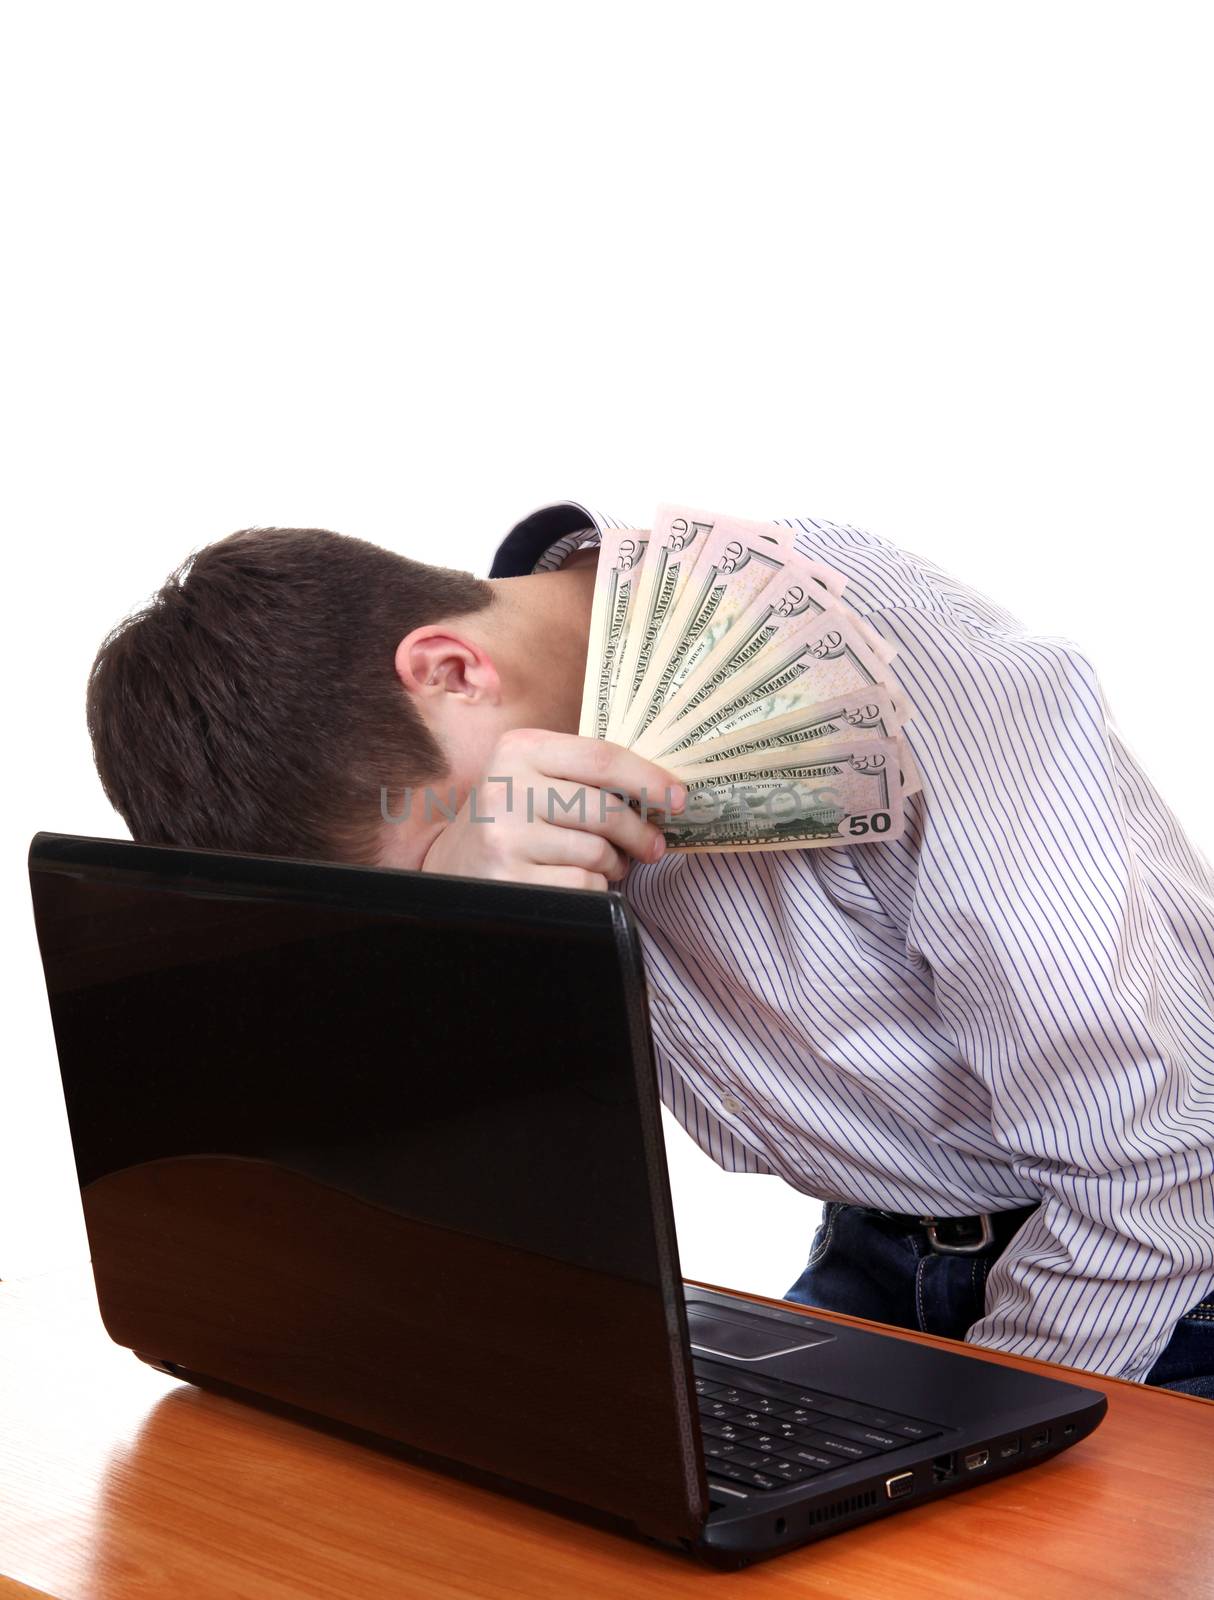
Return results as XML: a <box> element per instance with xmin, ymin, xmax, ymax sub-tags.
<box><xmin>737</xmin><ymin>1410</ymin><xmax>785</xmax><ymax>1431</ymax></box>
<box><xmin>805</xmin><ymin>1416</ymin><xmax>903</xmax><ymax>1450</ymax></box>
<box><xmin>746</xmin><ymin>1418</ymin><xmax>802</xmax><ymax>1443</ymax></box>
<box><xmin>738</xmin><ymin>1393</ymin><xmax>784</xmax><ymax>1414</ymax></box>
<box><xmin>871</xmin><ymin>1418</ymin><xmax>941</xmax><ymax>1441</ymax></box>
<box><xmin>699</xmin><ymin>1419</ymin><xmax>746</xmax><ymax>1442</ymax></box>
<box><xmin>784</xmin><ymin>1404</ymin><xmax>831</xmax><ymax>1424</ymax></box>
<box><xmin>792</xmin><ymin>1389</ymin><xmax>853</xmax><ymax>1412</ymax></box>
<box><xmin>737</xmin><ymin>1469</ymin><xmax>782</xmax><ymax>1491</ymax></box>
<box><xmin>779</xmin><ymin>1446</ymin><xmax>847</xmax><ymax>1472</ymax></box>
<box><xmin>806</xmin><ymin>1396</ymin><xmax>887</xmax><ymax>1425</ymax></box>
<box><xmin>768</xmin><ymin>1459</ymin><xmax>815</xmax><ymax>1483</ymax></box>
<box><xmin>802</xmin><ymin>1432</ymin><xmax>879</xmax><ymax>1461</ymax></box>
<box><xmin>820</xmin><ymin>1409</ymin><xmax>941</xmax><ymax>1442</ymax></box>
<box><xmin>704</xmin><ymin>1443</ymin><xmax>773</xmax><ymax>1469</ymax></box>
<box><xmin>852</xmin><ymin>1428</ymin><xmax>904</xmax><ymax>1450</ymax></box>
<box><xmin>701</xmin><ymin>1400</ymin><xmax>750</xmax><ymax>1421</ymax></box>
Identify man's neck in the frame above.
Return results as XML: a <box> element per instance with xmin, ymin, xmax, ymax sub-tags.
<box><xmin>487</xmin><ymin>552</ymin><xmax>598</xmax><ymax>734</ymax></box>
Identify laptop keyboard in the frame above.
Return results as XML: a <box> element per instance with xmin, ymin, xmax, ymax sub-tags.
<box><xmin>694</xmin><ymin>1357</ymin><xmax>946</xmax><ymax>1493</ymax></box>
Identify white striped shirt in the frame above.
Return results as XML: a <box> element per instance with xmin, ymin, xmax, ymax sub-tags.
<box><xmin>490</xmin><ymin>502</ymin><xmax>1214</xmax><ymax>1383</ymax></box>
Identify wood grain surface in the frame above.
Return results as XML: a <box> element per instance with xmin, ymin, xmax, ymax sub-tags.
<box><xmin>1</xmin><ymin>1266</ymin><xmax>1211</xmax><ymax>1599</ymax></box>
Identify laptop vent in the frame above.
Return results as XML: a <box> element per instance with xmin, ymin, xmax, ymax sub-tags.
<box><xmin>807</xmin><ymin>1489</ymin><xmax>879</xmax><ymax>1527</ymax></box>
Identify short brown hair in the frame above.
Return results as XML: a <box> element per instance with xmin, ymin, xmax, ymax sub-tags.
<box><xmin>86</xmin><ymin>527</ymin><xmax>494</xmax><ymax>864</ymax></box>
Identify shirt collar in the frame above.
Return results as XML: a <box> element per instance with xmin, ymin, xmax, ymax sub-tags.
<box><xmin>488</xmin><ymin>501</ymin><xmax>609</xmax><ymax>577</ymax></box>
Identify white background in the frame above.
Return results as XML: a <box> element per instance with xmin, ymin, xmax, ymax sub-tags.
<box><xmin>2</xmin><ymin>3</ymin><xmax>1210</xmax><ymax>1293</ymax></box>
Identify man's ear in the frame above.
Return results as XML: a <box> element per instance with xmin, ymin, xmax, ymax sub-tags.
<box><xmin>394</xmin><ymin>626</ymin><xmax>502</xmax><ymax>707</ymax></box>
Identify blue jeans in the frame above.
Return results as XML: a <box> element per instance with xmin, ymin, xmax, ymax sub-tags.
<box><xmin>784</xmin><ymin>1201</ymin><xmax>1214</xmax><ymax>1399</ymax></box>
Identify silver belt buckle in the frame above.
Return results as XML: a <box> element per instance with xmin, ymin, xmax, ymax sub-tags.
<box><xmin>919</xmin><ymin>1213</ymin><xmax>995</xmax><ymax>1255</ymax></box>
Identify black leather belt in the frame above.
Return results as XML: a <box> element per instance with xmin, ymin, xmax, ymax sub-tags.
<box><xmin>864</xmin><ymin>1204</ymin><xmax>1039</xmax><ymax>1256</ymax></box>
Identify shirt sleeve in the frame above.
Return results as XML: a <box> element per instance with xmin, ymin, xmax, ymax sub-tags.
<box><xmin>884</xmin><ymin>601</ymin><xmax>1214</xmax><ymax>1382</ymax></box>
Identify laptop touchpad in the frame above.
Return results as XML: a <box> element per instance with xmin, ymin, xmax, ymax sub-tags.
<box><xmin>686</xmin><ymin>1305</ymin><xmax>830</xmax><ymax>1361</ymax></box>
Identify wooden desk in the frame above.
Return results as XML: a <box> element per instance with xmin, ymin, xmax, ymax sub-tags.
<box><xmin>1</xmin><ymin>1266</ymin><xmax>1210</xmax><ymax>1599</ymax></box>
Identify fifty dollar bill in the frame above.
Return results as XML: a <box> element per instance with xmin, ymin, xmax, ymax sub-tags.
<box><xmin>655</xmin><ymin>738</ymin><xmax>909</xmax><ymax>853</ymax></box>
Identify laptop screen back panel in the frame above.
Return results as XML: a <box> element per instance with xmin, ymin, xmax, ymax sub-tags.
<box><xmin>29</xmin><ymin>834</ymin><xmax>708</xmax><ymax>1546</ymax></box>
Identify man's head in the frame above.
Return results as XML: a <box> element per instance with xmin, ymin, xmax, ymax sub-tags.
<box><xmin>87</xmin><ymin>526</ymin><xmax>509</xmax><ymax>867</ymax></box>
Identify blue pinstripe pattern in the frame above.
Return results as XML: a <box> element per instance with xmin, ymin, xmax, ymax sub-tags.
<box><xmin>493</xmin><ymin>507</ymin><xmax>1214</xmax><ymax>1383</ymax></box>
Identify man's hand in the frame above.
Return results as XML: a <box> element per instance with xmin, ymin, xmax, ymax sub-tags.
<box><xmin>420</xmin><ymin>728</ymin><xmax>686</xmax><ymax>890</ymax></box>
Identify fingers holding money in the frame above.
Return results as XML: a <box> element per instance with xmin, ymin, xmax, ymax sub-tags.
<box><xmin>513</xmin><ymin>731</ymin><xmax>687</xmax><ymax>819</ymax></box>
<box><xmin>525</xmin><ymin>779</ymin><xmax>661</xmax><ymax>870</ymax></box>
<box><xmin>506</xmin><ymin>732</ymin><xmax>686</xmax><ymax>867</ymax></box>
<box><xmin>524</xmin><ymin>819</ymin><xmax>629</xmax><ymax>880</ymax></box>
<box><xmin>420</xmin><ymin>727</ymin><xmax>686</xmax><ymax>889</ymax></box>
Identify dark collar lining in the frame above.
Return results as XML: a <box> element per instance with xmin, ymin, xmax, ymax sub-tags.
<box><xmin>488</xmin><ymin>501</ymin><xmax>598</xmax><ymax>577</ymax></box>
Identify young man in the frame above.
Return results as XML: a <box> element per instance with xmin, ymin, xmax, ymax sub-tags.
<box><xmin>87</xmin><ymin>501</ymin><xmax>1214</xmax><ymax>1395</ymax></box>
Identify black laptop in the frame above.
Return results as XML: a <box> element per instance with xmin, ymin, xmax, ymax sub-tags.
<box><xmin>28</xmin><ymin>831</ymin><xmax>1107</xmax><ymax>1568</ymax></box>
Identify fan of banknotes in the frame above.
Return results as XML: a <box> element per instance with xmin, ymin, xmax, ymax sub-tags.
<box><xmin>578</xmin><ymin>505</ymin><xmax>922</xmax><ymax>854</ymax></box>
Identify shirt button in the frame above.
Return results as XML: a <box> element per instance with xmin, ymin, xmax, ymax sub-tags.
<box><xmin>720</xmin><ymin>1093</ymin><xmax>743</xmax><ymax>1114</ymax></box>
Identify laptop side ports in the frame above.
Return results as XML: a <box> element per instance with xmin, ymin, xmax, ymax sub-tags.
<box><xmin>931</xmin><ymin>1452</ymin><xmax>957</xmax><ymax>1483</ymax></box>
